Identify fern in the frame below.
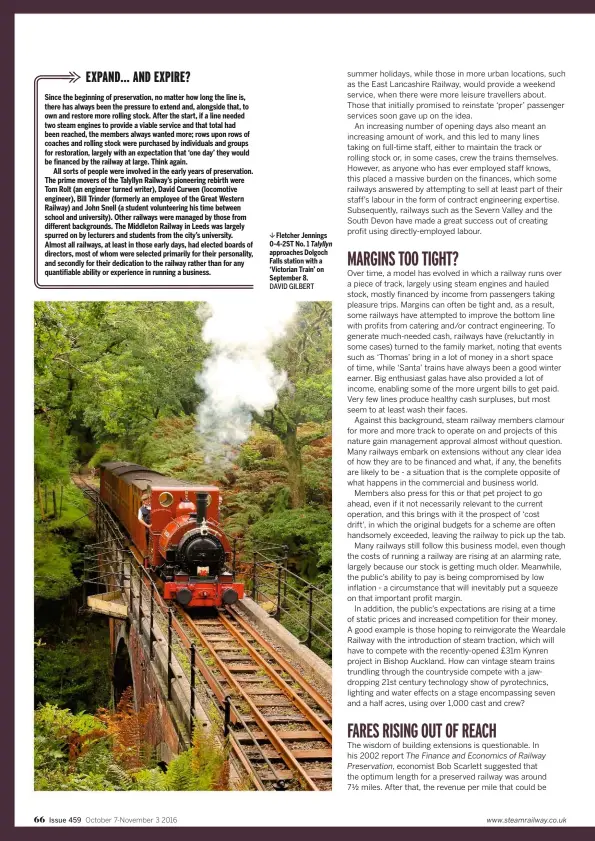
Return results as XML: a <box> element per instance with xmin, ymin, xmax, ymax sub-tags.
<box><xmin>163</xmin><ymin>752</ymin><xmax>195</xmax><ymax>790</ymax></box>
<box><xmin>105</xmin><ymin>763</ymin><xmax>135</xmax><ymax>790</ymax></box>
<box><xmin>97</xmin><ymin>687</ymin><xmax>155</xmax><ymax>770</ymax></box>
<box><xmin>132</xmin><ymin>768</ymin><xmax>166</xmax><ymax>791</ymax></box>
<box><xmin>34</xmin><ymin>690</ymin><xmax>230</xmax><ymax>789</ymax></box>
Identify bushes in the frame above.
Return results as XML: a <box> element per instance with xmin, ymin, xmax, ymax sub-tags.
<box><xmin>34</xmin><ymin>483</ymin><xmax>93</xmax><ymax>601</ymax></box>
<box><xmin>132</xmin><ymin>415</ymin><xmax>227</xmax><ymax>484</ymax></box>
<box><xmin>34</xmin><ymin>418</ymin><xmax>74</xmax><ymax>487</ymax></box>
<box><xmin>34</xmin><ymin>704</ymin><xmax>111</xmax><ymax>791</ymax></box>
<box><xmin>34</xmin><ymin>530</ymin><xmax>79</xmax><ymax>601</ymax></box>
<box><xmin>34</xmin><ymin>623</ymin><xmax>111</xmax><ymax>712</ymax></box>
<box><xmin>34</xmin><ymin>696</ymin><xmax>229</xmax><ymax>791</ymax></box>
<box><xmin>247</xmin><ymin>507</ymin><xmax>332</xmax><ymax>579</ymax></box>
<box><xmin>88</xmin><ymin>442</ymin><xmax>130</xmax><ymax>468</ymax></box>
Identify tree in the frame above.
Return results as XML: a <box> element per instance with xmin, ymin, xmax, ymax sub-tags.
<box><xmin>257</xmin><ymin>302</ymin><xmax>332</xmax><ymax>508</ymax></box>
<box><xmin>34</xmin><ymin>302</ymin><xmax>208</xmax><ymax>445</ymax></box>
<box><xmin>34</xmin><ymin>417</ymin><xmax>74</xmax><ymax>489</ymax></box>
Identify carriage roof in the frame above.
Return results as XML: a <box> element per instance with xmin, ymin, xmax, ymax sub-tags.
<box><xmin>99</xmin><ymin>461</ymin><xmax>219</xmax><ymax>492</ymax></box>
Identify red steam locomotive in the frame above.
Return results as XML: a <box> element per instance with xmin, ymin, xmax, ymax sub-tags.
<box><xmin>99</xmin><ymin>461</ymin><xmax>244</xmax><ymax>609</ymax></box>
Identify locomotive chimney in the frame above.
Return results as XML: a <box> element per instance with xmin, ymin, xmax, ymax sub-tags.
<box><xmin>196</xmin><ymin>492</ymin><xmax>208</xmax><ymax>523</ymax></box>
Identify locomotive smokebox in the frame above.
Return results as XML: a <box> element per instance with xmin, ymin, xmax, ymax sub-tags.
<box><xmin>196</xmin><ymin>491</ymin><xmax>209</xmax><ymax>522</ymax></box>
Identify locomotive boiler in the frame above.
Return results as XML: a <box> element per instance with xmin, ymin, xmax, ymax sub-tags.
<box><xmin>99</xmin><ymin>461</ymin><xmax>243</xmax><ymax>609</ymax></box>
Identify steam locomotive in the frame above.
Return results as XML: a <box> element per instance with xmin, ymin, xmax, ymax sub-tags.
<box><xmin>99</xmin><ymin>461</ymin><xmax>244</xmax><ymax>609</ymax></box>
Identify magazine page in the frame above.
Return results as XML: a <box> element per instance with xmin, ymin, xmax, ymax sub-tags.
<box><xmin>13</xmin><ymin>9</ymin><xmax>595</xmax><ymax>831</ymax></box>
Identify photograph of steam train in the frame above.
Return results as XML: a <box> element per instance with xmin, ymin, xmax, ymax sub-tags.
<box><xmin>34</xmin><ymin>300</ymin><xmax>332</xmax><ymax>791</ymax></box>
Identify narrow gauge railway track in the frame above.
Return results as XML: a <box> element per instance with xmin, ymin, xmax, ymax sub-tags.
<box><xmin>177</xmin><ymin>607</ymin><xmax>333</xmax><ymax>791</ymax></box>
<box><xmin>72</xmin><ymin>473</ymin><xmax>99</xmax><ymax>502</ymax></box>
<box><xmin>74</xmin><ymin>475</ymin><xmax>333</xmax><ymax>790</ymax></box>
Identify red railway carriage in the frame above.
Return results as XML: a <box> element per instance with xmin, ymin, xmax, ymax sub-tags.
<box><xmin>99</xmin><ymin>461</ymin><xmax>243</xmax><ymax>609</ymax></box>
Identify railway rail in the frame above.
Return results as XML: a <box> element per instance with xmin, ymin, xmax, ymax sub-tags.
<box><xmin>177</xmin><ymin>607</ymin><xmax>332</xmax><ymax>790</ymax></box>
<box><xmin>75</xmin><ymin>474</ymin><xmax>333</xmax><ymax>791</ymax></box>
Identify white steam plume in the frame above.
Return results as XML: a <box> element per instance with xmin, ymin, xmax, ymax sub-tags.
<box><xmin>196</xmin><ymin>300</ymin><xmax>298</xmax><ymax>463</ymax></box>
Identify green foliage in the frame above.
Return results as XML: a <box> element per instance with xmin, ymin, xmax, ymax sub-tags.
<box><xmin>34</xmin><ymin>703</ymin><xmax>228</xmax><ymax>791</ymax></box>
<box><xmin>317</xmin><ymin>541</ymin><xmax>332</xmax><ymax>576</ymax></box>
<box><xmin>258</xmin><ymin>302</ymin><xmax>332</xmax><ymax>508</ymax></box>
<box><xmin>302</xmin><ymin>454</ymin><xmax>332</xmax><ymax>507</ymax></box>
<box><xmin>35</xmin><ymin>301</ymin><xmax>208</xmax><ymax>443</ymax></box>
<box><xmin>247</xmin><ymin>507</ymin><xmax>332</xmax><ymax>579</ymax></box>
<box><xmin>42</xmin><ymin>482</ymin><xmax>93</xmax><ymax>537</ymax></box>
<box><xmin>161</xmin><ymin>728</ymin><xmax>227</xmax><ymax>791</ymax></box>
<box><xmin>132</xmin><ymin>415</ymin><xmax>226</xmax><ymax>484</ymax></box>
<box><xmin>132</xmin><ymin>767</ymin><xmax>167</xmax><ymax>791</ymax></box>
<box><xmin>34</xmin><ymin>483</ymin><xmax>93</xmax><ymax>600</ymax></box>
<box><xmin>162</xmin><ymin>751</ymin><xmax>196</xmax><ymax>790</ymax></box>
<box><xmin>223</xmin><ymin>492</ymin><xmax>264</xmax><ymax>537</ymax></box>
<box><xmin>34</xmin><ymin>704</ymin><xmax>110</xmax><ymax>790</ymax></box>
<box><xmin>34</xmin><ymin>624</ymin><xmax>112</xmax><ymax>712</ymax></box>
<box><xmin>35</xmin><ymin>704</ymin><xmax>101</xmax><ymax>736</ymax></box>
<box><xmin>88</xmin><ymin>442</ymin><xmax>130</xmax><ymax>468</ymax></box>
<box><xmin>268</xmin><ymin>484</ymin><xmax>292</xmax><ymax>513</ymax></box>
<box><xmin>34</xmin><ymin>418</ymin><xmax>75</xmax><ymax>485</ymax></box>
<box><xmin>34</xmin><ymin>530</ymin><xmax>79</xmax><ymax>600</ymax></box>
<box><xmin>236</xmin><ymin>427</ymin><xmax>283</xmax><ymax>469</ymax></box>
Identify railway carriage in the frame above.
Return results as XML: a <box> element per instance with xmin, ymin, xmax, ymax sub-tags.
<box><xmin>99</xmin><ymin>461</ymin><xmax>243</xmax><ymax>608</ymax></box>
